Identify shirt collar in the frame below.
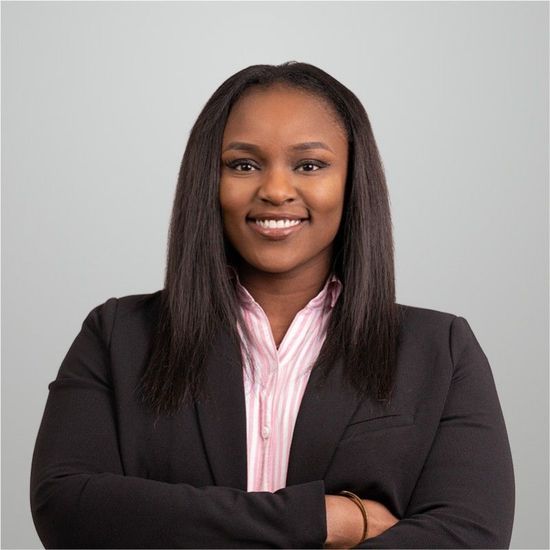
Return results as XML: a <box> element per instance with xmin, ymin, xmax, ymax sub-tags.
<box><xmin>227</xmin><ymin>265</ymin><xmax>342</xmax><ymax>311</ymax></box>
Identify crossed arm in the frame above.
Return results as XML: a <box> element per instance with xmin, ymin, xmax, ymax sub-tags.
<box><xmin>30</xmin><ymin>305</ymin><xmax>514</xmax><ymax>548</ymax></box>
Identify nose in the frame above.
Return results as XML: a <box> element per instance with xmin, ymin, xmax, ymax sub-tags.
<box><xmin>257</xmin><ymin>166</ymin><xmax>296</xmax><ymax>205</ymax></box>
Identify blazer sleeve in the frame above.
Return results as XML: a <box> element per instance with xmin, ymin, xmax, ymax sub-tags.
<box><xmin>357</xmin><ymin>316</ymin><xmax>515</xmax><ymax>549</ymax></box>
<box><xmin>29</xmin><ymin>300</ymin><xmax>327</xmax><ymax>549</ymax></box>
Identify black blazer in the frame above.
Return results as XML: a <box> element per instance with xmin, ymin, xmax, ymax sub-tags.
<box><xmin>30</xmin><ymin>291</ymin><xmax>515</xmax><ymax>549</ymax></box>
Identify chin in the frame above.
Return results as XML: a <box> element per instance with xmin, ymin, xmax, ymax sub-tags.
<box><xmin>243</xmin><ymin>254</ymin><xmax>304</xmax><ymax>275</ymax></box>
<box><xmin>250</xmin><ymin>263</ymin><xmax>300</xmax><ymax>275</ymax></box>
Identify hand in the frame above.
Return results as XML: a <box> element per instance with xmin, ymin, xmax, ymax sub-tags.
<box><xmin>324</xmin><ymin>495</ymin><xmax>398</xmax><ymax>548</ymax></box>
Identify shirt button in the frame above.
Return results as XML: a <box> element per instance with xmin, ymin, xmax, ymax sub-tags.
<box><xmin>261</xmin><ymin>426</ymin><xmax>271</xmax><ymax>439</ymax></box>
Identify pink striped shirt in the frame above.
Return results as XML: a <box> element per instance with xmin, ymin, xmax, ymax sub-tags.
<box><xmin>233</xmin><ymin>273</ymin><xmax>343</xmax><ymax>492</ymax></box>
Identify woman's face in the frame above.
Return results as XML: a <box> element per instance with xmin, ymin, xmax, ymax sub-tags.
<box><xmin>219</xmin><ymin>84</ymin><xmax>348</xmax><ymax>277</ymax></box>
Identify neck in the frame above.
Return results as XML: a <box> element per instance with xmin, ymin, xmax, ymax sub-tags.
<box><xmin>236</xmin><ymin>256</ymin><xmax>333</xmax><ymax>321</ymax></box>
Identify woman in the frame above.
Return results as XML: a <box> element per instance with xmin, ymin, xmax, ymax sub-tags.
<box><xmin>30</xmin><ymin>62</ymin><xmax>515</xmax><ymax>549</ymax></box>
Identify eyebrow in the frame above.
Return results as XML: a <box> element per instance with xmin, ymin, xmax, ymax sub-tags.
<box><xmin>222</xmin><ymin>141</ymin><xmax>334</xmax><ymax>154</ymax></box>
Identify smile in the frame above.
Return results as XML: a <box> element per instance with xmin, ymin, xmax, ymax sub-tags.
<box><xmin>246</xmin><ymin>218</ymin><xmax>308</xmax><ymax>240</ymax></box>
<box><xmin>255</xmin><ymin>219</ymin><xmax>301</xmax><ymax>228</ymax></box>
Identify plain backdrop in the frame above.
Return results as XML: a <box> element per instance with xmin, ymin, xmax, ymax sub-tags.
<box><xmin>2</xmin><ymin>1</ymin><xmax>548</xmax><ymax>548</ymax></box>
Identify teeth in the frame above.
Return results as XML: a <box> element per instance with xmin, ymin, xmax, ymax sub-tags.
<box><xmin>255</xmin><ymin>219</ymin><xmax>302</xmax><ymax>229</ymax></box>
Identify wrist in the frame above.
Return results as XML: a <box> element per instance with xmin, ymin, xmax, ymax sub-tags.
<box><xmin>339</xmin><ymin>490</ymin><xmax>368</xmax><ymax>545</ymax></box>
<box><xmin>324</xmin><ymin>494</ymin><xmax>365</xmax><ymax>549</ymax></box>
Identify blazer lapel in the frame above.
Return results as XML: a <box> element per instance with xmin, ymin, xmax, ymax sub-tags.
<box><xmin>286</xmin><ymin>356</ymin><xmax>362</xmax><ymax>486</ymax></box>
<box><xmin>195</xmin><ymin>329</ymin><xmax>362</xmax><ymax>491</ymax></box>
<box><xmin>195</xmin><ymin>327</ymin><xmax>248</xmax><ymax>491</ymax></box>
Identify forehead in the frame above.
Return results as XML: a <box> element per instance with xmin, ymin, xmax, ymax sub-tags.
<box><xmin>222</xmin><ymin>84</ymin><xmax>347</xmax><ymax>145</ymax></box>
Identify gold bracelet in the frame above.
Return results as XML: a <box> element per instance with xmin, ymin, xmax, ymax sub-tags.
<box><xmin>339</xmin><ymin>490</ymin><xmax>369</xmax><ymax>545</ymax></box>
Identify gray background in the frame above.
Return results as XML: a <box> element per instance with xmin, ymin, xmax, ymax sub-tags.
<box><xmin>2</xmin><ymin>1</ymin><xmax>548</xmax><ymax>548</ymax></box>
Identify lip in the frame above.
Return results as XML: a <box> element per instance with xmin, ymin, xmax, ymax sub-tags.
<box><xmin>247</xmin><ymin>219</ymin><xmax>308</xmax><ymax>241</ymax></box>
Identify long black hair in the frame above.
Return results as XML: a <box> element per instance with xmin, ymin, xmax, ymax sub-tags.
<box><xmin>138</xmin><ymin>61</ymin><xmax>402</xmax><ymax>417</ymax></box>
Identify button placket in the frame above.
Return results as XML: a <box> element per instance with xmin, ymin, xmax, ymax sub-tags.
<box><xmin>260</xmin><ymin>354</ymin><xmax>278</xmax><ymax>490</ymax></box>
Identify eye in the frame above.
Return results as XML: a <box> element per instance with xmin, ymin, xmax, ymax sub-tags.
<box><xmin>224</xmin><ymin>159</ymin><xmax>258</xmax><ymax>172</ymax></box>
<box><xmin>296</xmin><ymin>160</ymin><xmax>329</xmax><ymax>173</ymax></box>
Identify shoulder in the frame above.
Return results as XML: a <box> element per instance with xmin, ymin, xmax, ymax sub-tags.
<box><xmin>85</xmin><ymin>290</ymin><xmax>163</xmax><ymax>345</ymax></box>
<box><xmin>111</xmin><ymin>290</ymin><xmax>163</xmax><ymax>318</ymax></box>
<box><xmin>396</xmin><ymin>302</ymin><xmax>461</xmax><ymax>344</ymax></box>
<box><xmin>397</xmin><ymin>302</ymin><xmax>459</xmax><ymax>325</ymax></box>
<box><xmin>94</xmin><ymin>290</ymin><xmax>162</xmax><ymax>313</ymax></box>
<box><xmin>396</xmin><ymin>303</ymin><xmax>480</xmax><ymax>364</ymax></box>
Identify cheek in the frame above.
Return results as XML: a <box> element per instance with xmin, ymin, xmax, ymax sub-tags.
<box><xmin>219</xmin><ymin>182</ymin><xmax>248</xmax><ymax>221</ymax></box>
<box><xmin>307</xmin><ymin>180</ymin><xmax>346</xmax><ymax>219</ymax></box>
